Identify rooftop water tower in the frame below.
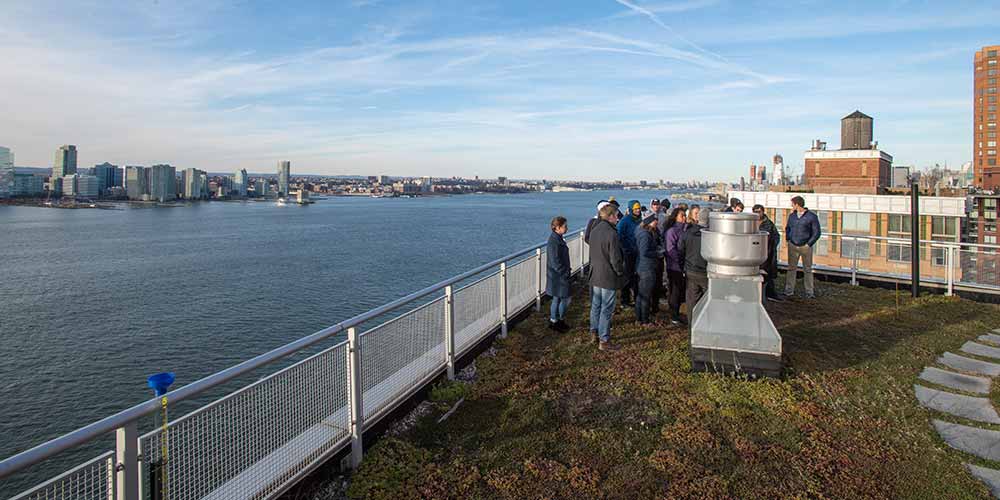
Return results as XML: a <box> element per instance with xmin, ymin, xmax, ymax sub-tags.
<box><xmin>690</xmin><ymin>212</ymin><xmax>782</xmax><ymax>377</ymax></box>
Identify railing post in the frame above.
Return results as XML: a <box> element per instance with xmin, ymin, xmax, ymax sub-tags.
<box><xmin>578</xmin><ymin>236</ymin><xmax>586</xmax><ymax>273</ymax></box>
<box><xmin>499</xmin><ymin>262</ymin><xmax>508</xmax><ymax>339</ymax></box>
<box><xmin>444</xmin><ymin>286</ymin><xmax>456</xmax><ymax>380</ymax></box>
<box><xmin>947</xmin><ymin>244</ymin><xmax>956</xmax><ymax>296</ymax></box>
<box><xmin>114</xmin><ymin>421</ymin><xmax>139</xmax><ymax>500</ymax></box>
<box><xmin>535</xmin><ymin>249</ymin><xmax>543</xmax><ymax>312</ymax></box>
<box><xmin>851</xmin><ymin>237</ymin><xmax>858</xmax><ymax>286</ymax></box>
<box><xmin>347</xmin><ymin>327</ymin><xmax>364</xmax><ymax>469</ymax></box>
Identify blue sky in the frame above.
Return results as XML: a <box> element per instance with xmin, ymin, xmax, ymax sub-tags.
<box><xmin>2</xmin><ymin>0</ymin><xmax>999</xmax><ymax>181</ymax></box>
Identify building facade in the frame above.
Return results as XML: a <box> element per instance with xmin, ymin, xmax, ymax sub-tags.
<box><xmin>803</xmin><ymin>111</ymin><xmax>892</xmax><ymax>195</ymax></box>
<box><xmin>731</xmin><ymin>191</ymin><xmax>965</xmax><ymax>283</ymax></box>
<box><xmin>975</xmin><ymin>45</ymin><xmax>1000</xmax><ymax>189</ymax></box>
<box><xmin>92</xmin><ymin>162</ymin><xmax>119</xmax><ymax>195</ymax></box>
<box><xmin>278</xmin><ymin>161</ymin><xmax>290</xmax><ymax>196</ymax></box>
<box><xmin>74</xmin><ymin>175</ymin><xmax>100</xmax><ymax>199</ymax></box>
<box><xmin>255</xmin><ymin>178</ymin><xmax>268</xmax><ymax>197</ymax></box>
<box><xmin>0</xmin><ymin>146</ymin><xmax>13</xmax><ymax>199</ymax></box>
<box><xmin>233</xmin><ymin>168</ymin><xmax>248</xmax><ymax>197</ymax></box>
<box><xmin>149</xmin><ymin>164</ymin><xmax>176</xmax><ymax>202</ymax></box>
<box><xmin>13</xmin><ymin>174</ymin><xmax>44</xmax><ymax>196</ymax></box>
<box><xmin>125</xmin><ymin>166</ymin><xmax>149</xmax><ymax>200</ymax></box>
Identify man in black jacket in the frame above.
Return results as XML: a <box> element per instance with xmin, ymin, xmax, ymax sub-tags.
<box><xmin>678</xmin><ymin>208</ymin><xmax>710</xmax><ymax>310</ymax></box>
<box><xmin>588</xmin><ymin>203</ymin><xmax>627</xmax><ymax>351</ymax></box>
<box><xmin>753</xmin><ymin>204</ymin><xmax>782</xmax><ymax>302</ymax></box>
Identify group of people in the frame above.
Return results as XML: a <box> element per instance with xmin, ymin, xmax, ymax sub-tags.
<box><xmin>544</xmin><ymin>193</ymin><xmax>822</xmax><ymax>351</ymax></box>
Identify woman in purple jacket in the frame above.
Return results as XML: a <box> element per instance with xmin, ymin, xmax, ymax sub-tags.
<box><xmin>662</xmin><ymin>207</ymin><xmax>688</xmax><ymax>325</ymax></box>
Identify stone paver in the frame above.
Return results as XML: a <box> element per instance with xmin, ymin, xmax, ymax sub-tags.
<box><xmin>962</xmin><ymin>342</ymin><xmax>1000</xmax><ymax>361</ymax></box>
<box><xmin>933</xmin><ymin>420</ymin><xmax>1000</xmax><ymax>461</ymax></box>
<box><xmin>919</xmin><ymin>367</ymin><xmax>992</xmax><ymax>395</ymax></box>
<box><xmin>938</xmin><ymin>352</ymin><xmax>1000</xmax><ymax>377</ymax></box>
<box><xmin>967</xmin><ymin>464</ymin><xmax>1000</xmax><ymax>498</ymax></box>
<box><xmin>979</xmin><ymin>333</ymin><xmax>1000</xmax><ymax>345</ymax></box>
<box><xmin>914</xmin><ymin>385</ymin><xmax>1000</xmax><ymax>423</ymax></box>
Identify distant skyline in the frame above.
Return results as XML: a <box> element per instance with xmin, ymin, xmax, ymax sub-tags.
<box><xmin>3</xmin><ymin>1</ymin><xmax>1000</xmax><ymax>181</ymax></box>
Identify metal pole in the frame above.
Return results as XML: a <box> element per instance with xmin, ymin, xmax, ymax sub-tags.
<box><xmin>578</xmin><ymin>236</ymin><xmax>586</xmax><ymax>272</ymax></box>
<box><xmin>850</xmin><ymin>236</ymin><xmax>858</xmax><ymax>286</ymax></box>
<box><xmin>535</xmin><ymin>248</ymin><xmax>543</xmax><ymax>312</ymax></box>
<box><xmin>114</xmin><ymin>422</ymin><xmax>139</xmax><ymax>500</ymax></box>
<box><xmin>499</xmin><ymin>262</ymin><xmax>508</xmax><ymax>339</ymax></box>
<box><xmin>947</xmin><ymin>245</ymin><xmax>955</xmax><ymax>296</ymax></box>
<box><xmin>347</xmin><ymin>327</ymin><xmax>364</xmax><ymax>469</ymax></box>
<box><xmin>911</xmin><ymin>181</ymin><xmax>920</xmax><ymax>298</ymax></box>
<box><xmin>444</xmin><ymin>286</ymin><xmax>455</xmax><ymax>380</ymax></box>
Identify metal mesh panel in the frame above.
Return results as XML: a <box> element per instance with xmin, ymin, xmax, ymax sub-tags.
<box><xmin>567</xmin><ymin>234</ymin><xmax>583</xmax><ymax>273</ymax></box>
<box><xmin>959</xmin><ymin>247</ymin><xmax>1000</xmax><ymax>289</ymax></box>
<box><xmin>453</xmin><ymin>273</ymin><xmax>501</xmax><ymax>354</ymax></box>
<box><xmin>138</xmin><ymin>341</ymin><xmax>350</xmax><ymax>500</ymax></box>
<box><xmin>9</xmin><ymin>453</ymin><xmax>113</xmax><ymax>500</ymax></box>
<box><xmin>538</xmin><ymin>250</ymin><xmax>547</xmax><ymax>293</ymax></box>
<box><xmin>359</xmin><ymin>298</ymin><xmax>445</xmax><ymax>421</ymax></box>
<box><xmin>505</xmin><ymin>259</ymin><xmax>536</xmax><ymax>314</ymax></box>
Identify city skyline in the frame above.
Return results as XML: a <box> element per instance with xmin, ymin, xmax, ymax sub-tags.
<box><xmin>3</xmin><ymin>1</ymin><xmax>1000</xmax><ymax>181</ymax></box>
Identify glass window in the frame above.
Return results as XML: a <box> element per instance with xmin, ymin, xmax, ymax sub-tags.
<box><xmin>991</xmin><ymin>50</ymin><xmax>998</xmax><ymax>57</ymax></box>
<box><xmin>887</xmin><ymin>243</ymin><xmax>911</xmax><ymax>262</ymax></box>
<box><xmin>991</xmin><ymin>159</ymin><xmax>998</xmax><ymax>166</ymax></box>
<box><xmin>841</xmin><ymin>212</ymin><xmax>870</xmax><ymax>233</ymax></box>
<box><xmin>841</xmin><ymin>237</ymin><xmax>870</xmax><ymax>260</ymax></box>
<box><xmin>887</xmin><ymin>214</ymin><xmax>911</xmax><ymax>263</ymax></box>
<box><xmin>985</xmin><ymin>198</ymin><xmax>997</xmax><ymax>209</ymax></box>
<box><xmin>814</xmin><ymin>210</ymin><xmax>828</xmax><ymax>256</ymax></box>
<box><xmin>990</xmin><ymin>141</ymin><xmax>997</xmax><ymax>147</ymax></box>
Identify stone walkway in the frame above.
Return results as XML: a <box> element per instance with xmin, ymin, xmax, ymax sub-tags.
<box><xmin>918</xmin><ymin>328</ymin><xmax>1000</xmax><ymax>497</ymax></box>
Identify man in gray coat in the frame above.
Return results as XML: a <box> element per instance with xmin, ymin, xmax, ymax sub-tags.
<box><xmin>588</xmin><ymin>203</ymin><xmax>627</xmax><ymax>351</ymax></box>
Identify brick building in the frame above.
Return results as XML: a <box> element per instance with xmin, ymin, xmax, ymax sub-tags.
<box><xmin>974</xmin><ymin>46</ymin><xmax>1000</xmax><ymax>190</ymax></box>
<box><xmin>803</xmin><ymin>111</ymin><xmax>893</xmax><ymax>194</ymax></box>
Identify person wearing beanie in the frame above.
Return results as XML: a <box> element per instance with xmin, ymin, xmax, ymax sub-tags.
<box><xmin>588</xmin><ymin>203</ymin><xmax>626</xmax><ymax>351</ymax></box>
<box><xmin>634</xmin><ymin>214</ymin><xmax>662</xmax><ymax>325</ymax></box>
<box><xmin>616</xmin><ymin>200</ymin><xmax>642</xmax><ymax>307</ymax></box>
<box><xmin>679</xmin><ymin>207</ymin><xmax>711</xmax><ymax>311</ymax></box>
<box><xmin>584</xmin><ymin>200</ymin><xmax>609</xmax><ymax>244</ymax></box>
<box><xmin>546</xmin><ymin>216</ymin><xmax>572</xmax><ymax>332</ymax></box>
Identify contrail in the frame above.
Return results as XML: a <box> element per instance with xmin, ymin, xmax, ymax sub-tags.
<box><xmin>612</xmin><ymin>0</ymin><xmax>729</xmax><ymax>62</ymax></box>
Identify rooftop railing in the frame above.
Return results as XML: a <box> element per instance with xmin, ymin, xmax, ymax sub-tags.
<box><xmin>0</xmin><ymin>230</ymin><xmax>590</xmax><ymax>500</ymax></box>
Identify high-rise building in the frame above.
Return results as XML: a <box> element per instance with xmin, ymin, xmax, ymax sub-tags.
<box><xmin>149</xmin><ymin>164</ymin><xmax>176</xmax><ymax>202</ymax></box>
<box><xmin>234</xmin><ymin>168</ymin><xmax>248</xmax><ymax>197</ymax></box>
<box><xmin>278</xmin><ymin>161</ymin><xmax>290</xmax><ymax>196</ymax></box>
<box><xmin>182</xmin><ymin>168</ymin><xmax>207</xmax><ymax>200</ymax></box>
<box><xmin>772</xmin><ymin>154</ymin><xmax>784</xmax><ymax>186</ymax></box>
<box><xmin>113</xmin><ymin>166</ymin><xmax>124</xmax><ymax>187</ymax></box>
<box><xmin>61</xmin><ymin>176</ymin><xmax>77</xmax><ymax>197</ymax></box>
<box><xmin>975</xmin><ymin>46</ymin><xmax>1000</xmax><ymax>189</ymax></box>
<box><xmin>13</xmin><ymin>174</ymin><xmax>44</xmax><ymax>196</ymax></box>
<box><xmin>92</xmin><ymin>162</ymin><xmax>118</xmax><ymax>195</ymax></box>
<box><xmin>125</xmin><ymin>166</ymin><xmax>149</xmax><ymax>200</ymax></box>
<box><xmin>53</xmin><ymin>145</ymin><xmax>78</xmax><ymax>179</ymax></box>
<box><xmin>75</xmin><ymin>175</ymin><xmax>100</xmax><ymax>199</ymax></box>
<box><xmin>255</xmin><ymin>178</ymin><xmax>268</xmax><ymax>197</ymax></box>
<box><xmin>0</xmin><ymin>146</ymin><xmax>13</xmax><ymax>199</ymax></box>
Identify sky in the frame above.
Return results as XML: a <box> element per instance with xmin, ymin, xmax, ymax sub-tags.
<box><xmin>2</xmin><ymin>0</ymin><xmax>1000</xmax><ymax>182</ymax></box>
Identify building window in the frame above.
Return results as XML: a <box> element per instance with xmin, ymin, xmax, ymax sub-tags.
<box><xmin>840</xmin><ymin>212</ymin><xmax>870</xmax><ymax>260</ymax></box>
<box><xmin>991</xmin><ymin>60</ymin><xmax>998</xmax><ymax>65</ymax></box>
<box><xmin>991</xmin><ymin>105</ymin><xmax>997</xmax><ymax>111</ymax></box>
<box><xmin>990</xmin><ymin>141</ymin><xmax>997</xmax><ymax>147</ymax></box>
<box><xmin>814</xmin><ymin>211</ymin><xmax>828</xmax><ymax>256</ymax></box>
<box><xmin>930</xmin><ymin>217</ymin><xmax>957</xmax><ymax>267</ymax></box>
<box><xmin>991</xmin><ymin>50</ymin><xmax>999</xmax><ymax>57</ymax></box>
<box><xmin>887</xmin><ymin>214</ymin><xmax>911</xmax><ymax>263</ymax></box>
<box><xmin>992</xmin><ymin>88</ymin><xmax>999</xmax><ymax>94</ymax></box>
<box><xmin>990</xmin><ymin>150</ymin><xmax>997</xmax><ymax>155</ymax></box>
<box><xmin>992</xmin><ymin>79</ymin><xmax>998</xmax><ymax>85</ymax></box>
<box><xmin>991</xmin><ymin>159</ymin><xmax>998</xmax><ymax>166</ymax></box>
<box><xmin>986</xmin><ymin>235</ymin><xmax>997</xmax><ymax>244</ymax></box>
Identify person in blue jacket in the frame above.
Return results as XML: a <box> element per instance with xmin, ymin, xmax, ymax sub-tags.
<box><xmin>784</xmin><ymin>195</ymin><xmax>822</xmax><ymax>298</ymax></box>
<box><xmin>616</xmin><ymin>199</ymin><xmax>642</xmax><ymax>306</ymax></box>
<box><xmin>546</xmin><ymin>216</ymin><xmax>572</xmax><ymax>332</ymax></box>
<box><xmin>635</xmin><ymin>215</ymin><xmax>662</xmax><ymax>325</ymax></box>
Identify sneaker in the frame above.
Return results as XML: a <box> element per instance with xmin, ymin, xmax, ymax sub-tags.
<box><xmin>598</xmin><ymin>341</ymin><xmax>620</xmax><ymax>352</ymax></box>
<box><xmin>805</xmin><ymin>293</ymin><xmax>816</xmax><ymax>299</ymax></box>
<box><xmin>548</xmin><ymin>321</ymin><xmax>560</xmax><ymax>331</ymax></box>
<box><xmin>556</xmin><ymin>320</ymin><xmax>571</xmax><ymax>332</ymax></box>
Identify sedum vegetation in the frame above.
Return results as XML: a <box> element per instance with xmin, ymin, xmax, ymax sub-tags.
<box><xmin>345</xmin><ymin>279</ymin><xmax>1000</xmax><ymax>499</ymax></box>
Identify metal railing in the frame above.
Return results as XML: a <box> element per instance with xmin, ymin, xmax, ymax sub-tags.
<box><xmin>1</xmin><ymin>230</ymin><xmax>590</xmax><ymax>500</ymax></box>
<box><xmin>778</xmin><ymin>231</ymin><xmax>1000</xmax><ymax>295</ymax></box>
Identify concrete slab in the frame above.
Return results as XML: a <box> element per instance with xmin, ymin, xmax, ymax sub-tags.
<box><xmin>979</xmin><ymin>333</ymin><xmax>1000</xmax><ymax>345</ymax></box>
<box><xmin>919</xmin><ymin>367</ymin><xmax>992</xmax><ymax>395</ymax></box>
<box><xmin>914</xmin><ymin>385</ymin><xmax>1000</xmax><ymax>423</ymax></box>
<box><xmin>933</xmin><ymin>420</ymin><xmax>1000</xmax><ymax>461</ymax></box>
<box><xmin>966</xmin><ymin>463</ymin><xmax>1000</xmax><ymax>498</ymax></box>
<box><xmin>962</xmin><ymin>342</ymin><xmax>1000</xmax><ymax>361</ymax></box>
<box><xmin>938</xmin><ymin>352</ymin><xmax>1000</xmax><ymax>378</ymax></box>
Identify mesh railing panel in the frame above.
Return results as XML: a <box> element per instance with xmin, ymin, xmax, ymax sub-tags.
<box><xmin>538</xmin><ymin>250</ymin><xmax>547</xmax><ymax>293</ymax></box>
<box><xmin>958</xmin><ymin>247</ymin><xmax>1000</xmax><ymax>289</ymax></box>
<box><xmin>567</xmin><ymin>234</ymin><xmax>583</xmax><ymax>273</ymax></box>
<box><xmin>453</xmin><ymin>273</ymin><xmax>501</xmax><ymax>354</ymax></box>
<box><xmin>359</xmin><ymin>298</ymin><xmax>445</xmax><ymax>421</ymax></box>
<box><xmin>138</xmin><ymin>341</ymin><xmax>350</xmax><ymax>500</ymax></box>
<box><xmin>9</xmin><ymin>453</ymin><xmax>113</xmax><ymax>500</ymax></box>
<box><xmin>505</xmin><ymin>259</ymin><xmax>536</xmax><ymax>314</ymax></box>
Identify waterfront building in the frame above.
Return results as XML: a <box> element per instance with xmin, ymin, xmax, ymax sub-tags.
<box><xmin>975</xmin><ymin>45</ymin><xmax>1000</xmax><ymax>189</ymax></box>
<box><xmin>125</xmin><ymin>166</ymin><xmax>149</xmax><ymax>200</ymax></box>
<box><xmin>74</xmin><ymin>175</ymin><xmax>100</xmax><ymax>199</ymax></box>
<box><xmin>13</xmin><ymin>174</ymin><xmax>44</xmax><ymax>196</ymax></box>
<box><xmin>149</xmin><ymin>164</ymin><xmax>176</xmax><ymax>202</ymax></box>
<box><xmin>255</xmin><ymin>178</ymin><xmax>268</xmax><ymax>197</ymax></box>
<box><xmin>234</xmin><ymin>168</ymin><xmax>248</xmax><ymax>197</ymax></box>
<box><xmin>92</xmin><ymin>162</ymin><xmax>118</xmax><ymax>195</ymax></box>
<box><xmin>804</xmin><ymin>111</ymin><xmax>892</xmax><ymax>194</ymax></box>
<box><xmin>731</xmin><ymin>190</ymin><xmax>965</xmax><ymax>283</ymax></box>
<box><xmin>0</xmin><ymin>146</ymin><xmax>13</xmax><ymax>199</ymax></box>
<box><xmin>278</xmin><ymin>161</ymin><xmax>290</xmax><ymax>196</ymax></box>
<box><xmin>113</xmin><ymin>166</ymin><xmax>124</xmax><ymax>187</ymax></box>
<box><xmin>182</xmin><ymin>168</ymin><xmax>207</xmax><ymax>200</ymax></box>
<box><xmin>53</xmin><ymin>145</ymin><xmax>77</xmax><ymax>179</ymax></box>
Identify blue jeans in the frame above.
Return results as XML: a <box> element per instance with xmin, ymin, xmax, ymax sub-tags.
<box><xmin>589</xmin><ymin>286</ymin><xmax>617</xmax><ymax>343</ymax></box>
<box><xmin>550</xmin><ymin>296</ymin><xmax>571</xmax><ymax>322</ymax></box>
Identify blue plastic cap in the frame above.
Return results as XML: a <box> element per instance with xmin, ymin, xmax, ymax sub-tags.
<box><xmin>147</xmin><ymin>372</ymin><xmax>175</xmax><ymax>397</ymax></box>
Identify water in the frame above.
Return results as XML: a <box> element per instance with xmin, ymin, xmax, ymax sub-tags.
<box><xmin>0</xmin><ymin>189</ymin><xmax>685</xmax><ymax>493</ymax></box>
